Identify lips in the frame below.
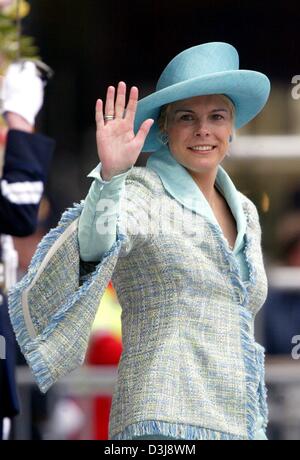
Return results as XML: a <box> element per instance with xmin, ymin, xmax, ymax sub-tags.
<box><xmin>188</xmin><ymin>145</ymin><xmax>216</xmax><ymax>152</ymax></box>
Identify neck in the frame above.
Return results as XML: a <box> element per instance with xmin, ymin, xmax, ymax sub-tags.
<box><xmin>187</xmin><ymin>167</ymin><xmax>220</xmax><ymax>208</ymax></box>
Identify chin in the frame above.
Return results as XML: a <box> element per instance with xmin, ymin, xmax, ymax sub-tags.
<box><xmin>186</xmin><ymin>162</ymin><xmax>217</xmax><ymax>174</ymax></box>
<box><xmin>189</xmin><ymin>156</ymin><xmax>217</xmax><ymax>167</ymax></box>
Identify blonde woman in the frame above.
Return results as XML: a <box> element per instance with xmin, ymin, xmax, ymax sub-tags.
<box><xmin>10</xmin><ymin>42</ymin><xmax>270</xmax><ymax>440</ymax></box>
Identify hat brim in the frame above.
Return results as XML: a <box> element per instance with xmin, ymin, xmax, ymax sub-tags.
<box><xmin>134</xmin><ymin>70</ymin><xmax>270</xmax><ymax>152</ymax></box>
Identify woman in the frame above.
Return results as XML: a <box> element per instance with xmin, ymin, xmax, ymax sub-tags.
<box><xmin>9</xmin><ymin>42</ymin><xmax>270</xmax><ymax>440</ymax></box>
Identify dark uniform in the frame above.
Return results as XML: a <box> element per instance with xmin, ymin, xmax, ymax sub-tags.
<box><xmin>0</xmin><ymin>129</ymin><xmax>54</xmax><ymax>438</ymax></box>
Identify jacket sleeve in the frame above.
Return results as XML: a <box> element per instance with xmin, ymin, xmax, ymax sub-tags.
<box><xmin>78</xmin><ymin>164</ymin><xmax>154</xmax><ymax>262</ymax></box>
<box><xmin>8</xmin><ymin>168</ymin><xmax>157</xmax><ymax>393</ymax></box>
<box><xmin>8</xmin><ymin>202</ymin><xmax>125</xmax><ymax>393</ymax></box>
<box><xmin>0</xmin><ymin>129</ymin><xmax>55</xmax><ymax>236</ymax></box>
<box><xmin>78</xmin><ymin>163</ymin><xmax>131</xmax><ymax>262</ymax></box>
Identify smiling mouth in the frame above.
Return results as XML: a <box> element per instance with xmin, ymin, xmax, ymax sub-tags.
<box><xmin>188</xmin><ymin>145</ymin><xmax>216</xmax><ymax>152</ymax></box>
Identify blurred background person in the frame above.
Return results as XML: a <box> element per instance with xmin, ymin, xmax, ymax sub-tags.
<box><xmin>263</xmin><ymin>189</ymin><xmax>300</xmax><ymax>355</ymax></box>
<box><xmin>0</xmin><ymin>60</ymin><xmax>54</xmax><ymax>440</ymax></box>
<box><xmin>0</xmin><ymin>0</ymin><xmax>55</xmax><ymax>440</ymax></box>
<box><xmin>260</xmin><ymin>189</ymin><xmax>300</xmax><ymax>439</ymax></box>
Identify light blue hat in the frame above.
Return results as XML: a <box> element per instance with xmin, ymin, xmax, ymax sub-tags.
<box><xmin>134</xmin><ymin>42</ymin><xmax>271</xmax><ymax>152</ymax></box>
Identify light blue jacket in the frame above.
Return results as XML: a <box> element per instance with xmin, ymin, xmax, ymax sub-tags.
<box><xmin>78</xmin><ymin>146</ymin><xmax>268</xmax><ymax>440</ymax></box>
<box><xmin>8</xmin><ymin>145</ymin><xmax>268</xmax><ymax>441</ymax></box>
<box><xmin>79</xmin><ymin>147</ymin><xmax>249</xmax><ymax>281</ymax></box>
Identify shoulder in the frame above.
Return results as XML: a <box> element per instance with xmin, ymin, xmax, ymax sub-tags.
<box><xmin>124</xmin><ymin>166</ymin><xmax>164</xmax><ymax>198</ymax></box>
<box><xmin>118</xmin><ymin>167</ymin><xmax>164</xmax><ymax>242</ymax></box>
<box><xmin>237</xmin><ymin>191</ymin><xmax>263</xmax><ymax>238</ymax></box>
<box><xmin>238</xmin><ymin>192</ymin><xmax>257</xmax><ymax>213</ymax></box>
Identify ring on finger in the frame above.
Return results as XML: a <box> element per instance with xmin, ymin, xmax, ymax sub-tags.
<box><xmin>104</xmin><ymin>114</ymin><xmax>115</xmax><ymax>121</ymax></box>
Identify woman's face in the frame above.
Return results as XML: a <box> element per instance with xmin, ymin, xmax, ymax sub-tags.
<box><xmin>165</xmin><ymin>94</ymin><xmax>233</xmax><ymax>175</ymax></box>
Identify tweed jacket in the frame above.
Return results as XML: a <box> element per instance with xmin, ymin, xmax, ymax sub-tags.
<box><xmin>9</xmin><ymin>150</ymin><xmax>268</xmax><ymax>440</ymax></box>
<box><xmin>79</xmin><ymin>146</ymin><xmax>249</xmax><ymax>280</ymax></box>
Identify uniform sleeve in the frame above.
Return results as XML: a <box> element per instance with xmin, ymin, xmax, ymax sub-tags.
<box><xmin>78</xmin><ymin>163</ymin><xmax>132</xmax><ymax>262</ymax></box>
<box><xmin>0</xmin><ymin>129</ymin><xmax>55</xmax><ymax>236</ymax></box>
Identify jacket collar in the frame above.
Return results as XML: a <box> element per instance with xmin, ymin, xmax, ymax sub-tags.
<box><xmin>146</xmin><ymin>145</ymin><xmax>247</xmax><ymax>253</ymax></box>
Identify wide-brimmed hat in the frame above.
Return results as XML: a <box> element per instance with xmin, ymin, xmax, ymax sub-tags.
<box><xmin>134</xmin><ymin>42</ymin><xmax>271</xmax><ymax>152</ymax></box>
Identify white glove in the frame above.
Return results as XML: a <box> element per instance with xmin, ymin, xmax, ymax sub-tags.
<box><xmin>0</xmin><ymin>61</ymin><xmax>44</xmax><ymax>125</ymax></box>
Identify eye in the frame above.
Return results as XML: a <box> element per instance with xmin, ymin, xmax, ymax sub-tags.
<box><xmin>211</xmin><ymin>113</ymin><xmax>225</xmax><ymax>120</ymax></box>
<box><xmin>180</xmin><ymin>114</ymin><xmax>194</xmax><ymax>121</ymax></box>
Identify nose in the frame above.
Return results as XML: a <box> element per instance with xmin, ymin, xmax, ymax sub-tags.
<box><xmin>194</xmin><ymin>119</ymin><xmax>210</xmax><ymax>137</ymax></box>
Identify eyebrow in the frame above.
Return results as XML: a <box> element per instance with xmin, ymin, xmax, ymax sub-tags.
<box><xmin>174</xmin><ymin>108</ymin><xmax>228</xmax><ymax>114</ymax></box>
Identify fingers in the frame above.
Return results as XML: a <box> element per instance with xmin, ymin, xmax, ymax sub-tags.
<box><xmin>104</xmin><ymin>85</ymin><xmax>115</xmax><ymax>117</ymax></box>
<box><xmin>125</xmin><ymin>86</ymin><xmax>138</xmax><ymax>124</ymax></box>
<box><xmin>115</xmin><ymin>81</ymin><xmax>126</xmax><ymax>118</ymax></box>
<box><xmin>99</xmin><ymin>82</ymin><xmax>139</xmax><ymax>126</ymax></box>
<box><xmin>95</xmin><ymin>99</ymin><xmax>104</xmax><ymax>126</ymax></box>
<box><xmin>134</xmin><ymin>118</ymin><xmax>154</xmax><ymax>148</ymax></box>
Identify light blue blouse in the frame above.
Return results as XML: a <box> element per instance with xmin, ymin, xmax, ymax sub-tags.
<box><xmin>78</xmin><ymin>146</ymin><xmax>249</xmax><ymax>282</ymax></box>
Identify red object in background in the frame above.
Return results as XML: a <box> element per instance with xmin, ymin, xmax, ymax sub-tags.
<box><xmin>0</xmin><ymin>126</ymin><xmax>8</xmax><ymax>145</ymax></box>
<box><xmin>86</xmin><ymin>331</ymin><xmax>122</xmax><ymax>439</ymax></box>
<box><xmin>87</xmin><ymin>332</ymin><xmax>122</xmax><ymax>366</ymax></box>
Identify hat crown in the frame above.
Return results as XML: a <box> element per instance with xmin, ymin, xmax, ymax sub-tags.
<box><xmin>156</xmin><ymin>42</ymin><xmax>239</xmax><ymax>91</ymax></box>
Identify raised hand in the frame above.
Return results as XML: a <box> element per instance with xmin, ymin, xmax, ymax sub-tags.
<box><xmin>95</xmin><ymin>81</ymin><xmax>154</xmax><ymax>181</ymax></box>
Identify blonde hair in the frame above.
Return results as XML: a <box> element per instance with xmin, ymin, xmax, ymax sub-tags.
<box><xmin>157</xmin><ymin>94</ymin><xmax>236</xmax><ymax>134</ymax></box>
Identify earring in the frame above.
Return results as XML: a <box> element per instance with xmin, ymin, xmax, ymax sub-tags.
<box><xmin>159</xmin><ymin>132</ymin><xmax>169</xmax><ymax>145</ymax></box>
<box><xmin>229</xmin><ymin>135</ymin><xmax>233</xmax><ymax>143</ymax></box>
